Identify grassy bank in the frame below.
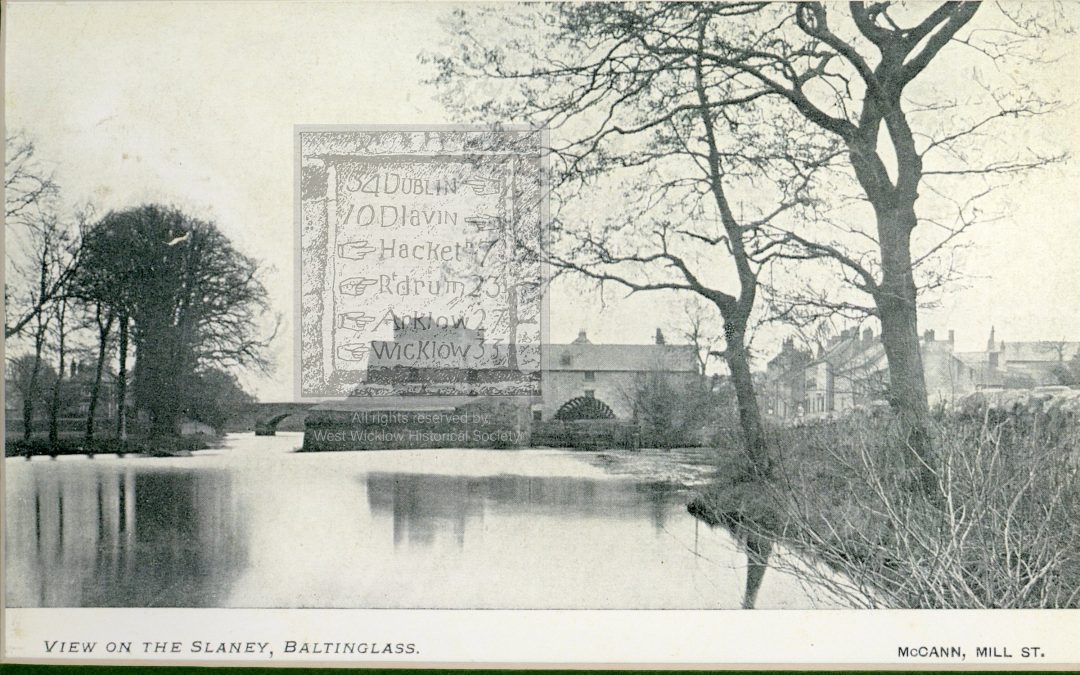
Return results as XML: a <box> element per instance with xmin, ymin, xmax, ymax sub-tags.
<box><xmin>4</xmin><ymin>435</ymin><xmax>215</xmax><ymax>458</ymax></box>
<box><xmin>693</xmin><ymin>413</ymin><xmax>1080</xmax><ymax>608</ymax></box>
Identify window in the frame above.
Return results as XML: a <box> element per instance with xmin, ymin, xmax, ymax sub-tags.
<box><xmin>560</xmin><ymin>353</ymin><xmax>572</xmax><ymax>366</ymax></box>
<box><xmin>583</xmin><ymin>371</ymin><xmax>595</xmax><ymax>382</ymax></box>
<box><xmin>533</xmin><ymin>410</ymin><xmax>543</xmax><ymax>422</ymax></box>
<box><xmin>584</xmin><ymin>389</ymin><xmax>595</xmax><ymax>398</ymax></box>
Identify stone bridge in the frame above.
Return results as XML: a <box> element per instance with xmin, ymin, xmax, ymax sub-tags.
<box><xmin>227</xmin><ymin>402</ymin><xmax>318</xmax><ymax>436</ymax></box>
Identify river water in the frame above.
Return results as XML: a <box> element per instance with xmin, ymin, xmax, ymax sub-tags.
<box><xmin>5</xmin><ymin>433</ymin><xmax>841</xmax><ymax>608</ymax></box>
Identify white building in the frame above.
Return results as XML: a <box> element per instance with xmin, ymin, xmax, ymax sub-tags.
<box><xmin>535</xmin><ymin>330</ymin><xmax>700</xmax><ymax>421</ymax></box>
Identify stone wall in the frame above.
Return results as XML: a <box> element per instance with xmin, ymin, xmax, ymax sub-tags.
<box><xmin>301</xmin><ymin>398</ymin><xmax>531</xmax><ymax>452</ymax></box>
<box><xmin>530</xmin><ymin>419</ymin><xmax>640</xmax><ymax>450</ymax></box>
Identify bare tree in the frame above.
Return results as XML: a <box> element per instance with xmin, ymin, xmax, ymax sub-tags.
<box><xmin>660</xmin><ymin>2</ymin><xmax>1064</xmax><ymax>491</ymax></box>
<box><xmin>6</xmin><ymin>205</ymin><xmax>85</xmax><ymax>439</ymax></box>
<box><xmin>431</xmin><ymin>5</ymin><xmax>839</xmax><ymax>475</ymax></box>
<box><xmin>6</xmin><ymin>133</ymin><xmax>95</xmax><ymax>446</ymax></box>
<box><xmin>84</xmin><ymin>302</ymin><xmax>115</xmax><ymax>444</ymax></box>
<box><xmin>5</xmin><ymin>132</ymin><xmax>58</xmax><ymax>222</ymax></box>
<box><xmin>4</xmin><ymin>132</ymin><xmax>70</xmax><ymax>340</ymax></box>
<box><xmin>438</xmin><ymin>2</ymin><xmax>1071</xmax><ymax>491</ymax></box>
<box><xmin>16</xmin><ymin>284</ymin><xmax>50</xmax><ymax>441</ymax></box>
<box><xmin>678</xmin><ymin>296</ymin><xmax>726</xmax><ymax>380</ymax></box>
<box><xmin>1038</xmin><ymin>338</ymin><xmax>1072</xmax><ymax>363</ymax></box>
<box><xmin>45</xmin><ymin>294</ymin><xmax>71</xmax><ymax>447</ymax></box>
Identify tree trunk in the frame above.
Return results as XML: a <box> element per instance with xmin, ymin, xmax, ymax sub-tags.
<box><xmin>48</xmin><ymin>299</ymin><xmax>68</xmax><ymax>448</ymax></box>
<box><xmin>135</xmin><ymin>338</ymin><xmax>184</xmax><ymax>438</ymax></box>
<box><xmin>874</xmin><ymin>205</ymin><xmax>937</xmax><ymax>496</ymax></box>
<box><xmin>723</xmin><ymin>320</ymin><xmax>769</xmax><ymax>478</ymax></box>
<box><xmin>842</xmin><ymin>86</ymin><xmax>940</xmax><ymax>497</ymax></box>
<box><xmin>116</xmin><ymin>312</ymin><xmax>129</xmax><ymax>441</ymax></box>
<box><xmin>22</xmin><ymin>321</ymin><xmax>48</xmax><ymax>441</ymax></box>
<box><xmin>85</xmin><ymin>306</ymin><xmax>114</xmax><ymax>446</ymax></box>
<box><xmin>21</xmin><ymin>386</ymin><xmax>35</xmax><ymax>442</ymax></box>
<box><xmin>134</xmin><ymin>298</ymin><xmax>189</xmax><ymax>438</ymax></box>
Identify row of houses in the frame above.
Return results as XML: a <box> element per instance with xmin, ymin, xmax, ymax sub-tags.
<box><xmin>20</xmin><ymin>320</ymin><xmax>1070</xmax><ymax>437</ymax></box>
<box><xmin>764</xmin><ymin>325</ymin><xmax>1080</xmax><ymax>422</ymax></box>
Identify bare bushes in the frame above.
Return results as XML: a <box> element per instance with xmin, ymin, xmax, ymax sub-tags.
<box><xmin>697</xmin><ymin>414</ymin><xmax>1080</xmax><ymax>608</ymax></box>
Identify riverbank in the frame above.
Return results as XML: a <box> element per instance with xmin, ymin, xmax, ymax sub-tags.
<box><xmin>689</xmin><ymin>412</ymin><xmax>1080</xmax><ymax>608</ymax></box>
<box><xmin>4</xmin><ymin>435</ymin><xmax>216</xmax><ymax>458</ymax></box>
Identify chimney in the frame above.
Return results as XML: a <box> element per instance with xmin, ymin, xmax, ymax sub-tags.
<box><xmin>923</xmin><ymin>329</ymin><xmax>935</xmax><ymax>343</ymax></box>
<box><xmin>655</xmin><ymin>328</ymin><xmax>665</xmax><ymax>345</ymax></box>
<box><xmin>862</xmin><ymin>327</ymin><xmax>873</xmax><ymax>345</ymax></box>
<box><xmin>572</xmin><ymin>329</ymin><xmax>591</xmax><ymax>345</ymax></box>
<box><xmin>948</xmin><ymin>329</ymin><xmax>955</xmax><ymax>345</ymax></box>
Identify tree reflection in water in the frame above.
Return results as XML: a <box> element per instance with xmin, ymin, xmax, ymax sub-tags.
<box><xmin>6</xmin><ymin>466</ymin><xmax>246</xmax><ymax>607</ymax></box>
<box><xmin>687</xmin><ymin>500</ymin><xmax>776</xmax><ymax>610</ymax></box>
<box><xmin>6</xmin><ymin>442</ymin><xmax>839</xmax><ymax>609</ymax></box>
<box><xmin>741</xmin><ymin>530</ymin><xmax>774</xmax><ymax>609</ymax></box>
<box><xmin>364</xmin><ymin>472</ymin><xmax>681</xmax><ymax>549</ymax></box>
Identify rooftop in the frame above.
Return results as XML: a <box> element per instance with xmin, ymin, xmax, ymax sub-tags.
<box><xmin>542</xmin><ymin>343</ymin><xmax>698</xmax><ymax>373</ymax></box>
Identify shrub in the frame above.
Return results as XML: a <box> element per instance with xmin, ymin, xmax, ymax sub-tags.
<box><xmin>696</xmin><ymin>414</ymin><xmax>1080</xmax><ymax>608</ymax></box>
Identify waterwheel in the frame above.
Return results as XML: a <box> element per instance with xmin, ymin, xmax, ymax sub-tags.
<box><xmin>554</xmin><ymin>396</ymin><xmax>616</xmax><ymax>421</ymax></box>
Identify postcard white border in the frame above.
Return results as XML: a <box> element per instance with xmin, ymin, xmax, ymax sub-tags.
<box><xmin>4</xmin><ymin>608</ymin><xmax>1080</xmax><ymax>667</ymax></box>
<box><xmin>3</xmin><ymin>4</ymin><xmax>1079</xmax><ymax>671</ymax></box>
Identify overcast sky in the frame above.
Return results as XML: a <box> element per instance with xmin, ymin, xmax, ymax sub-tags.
<box><xmin>6</xmin><ymin>1</ymin><xmax>1080</xmax><ymax>401</ymax></box>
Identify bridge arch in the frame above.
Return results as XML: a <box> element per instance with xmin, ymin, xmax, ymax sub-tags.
<box><xmin>247</xmin><ymin>403</ymin><xmax>317</xmax><ymax>436</ymax></box>
<box><xmin>255</xmin><ymin>413</ymin><xmax>294</xmax><ymax>436</ymax></box>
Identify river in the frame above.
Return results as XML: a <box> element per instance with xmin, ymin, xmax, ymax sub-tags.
<box><xmin>5</xmin><ymin>433</ymin><xmax>843</xmax><ymax>608</ymax></box>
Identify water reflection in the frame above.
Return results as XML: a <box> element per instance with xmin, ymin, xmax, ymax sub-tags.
<box><xmin>6</xmin><ymin>465</ymin><xmax>245</xmax><ymax>607</ymax></box>
<box><xmin>366</xmin><ymin>473</ymin><xmax>676</xmax><ymax>549</ymax></box>
<box><xmin>741</xmin><ymin>531</ymin><xmax>774</xmax><ymax>609</ymax></box>
<box><xmin>6</xmin><ymin>436</ymin><xmax>841</xmax><ymax>608</ymax></box>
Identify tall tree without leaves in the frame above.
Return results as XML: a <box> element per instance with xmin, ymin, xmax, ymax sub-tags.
<box><xmin>5</xmin><ymin>133</ymin><xmax>88</xmax><ymax>439</ymax></box>
<box><xmin>83</xmin><ymin>301</ymin><xmax>115</xmax><ymax>443</ymax></box>
<box><xmin>662</xmin><ymin>2</ymin><xmax>1062</xmax><ymax>491</ymax></box>
<box><xmin>76</xmin><ymin>205</ymin><xmax>276</xmax><ymax>437</ymax></box>
<box><xmin>4</xmin><ymin>132</ymin><xmax>70</xmax><ymax>341</ymax></box>
<box><xmin>431</xmin><ymin>4</ymin><xmax>839</xmax><ymax>475</ymax></box>
<box><xmin>431</xmin><ymin>2</ymin><xmax>1065</xmax><ymax>490</ymax></box>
